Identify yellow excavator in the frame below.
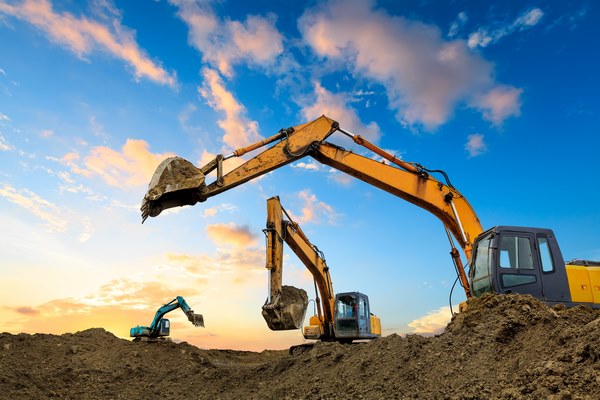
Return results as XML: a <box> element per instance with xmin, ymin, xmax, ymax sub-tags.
<box><xmin>261</xmin><ymin>195</ymin><xmax>381</xmax><ymax>342</ymax></box>
<box><xmin>141</xmin><ymin>115</ymin><xmax>600</xmax><ymax>310</ymax></box>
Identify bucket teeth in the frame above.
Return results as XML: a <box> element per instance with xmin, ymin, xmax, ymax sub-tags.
<box><xmin>185</xmin><ymin>310</ymin><xmax>204</xmax><ymax>327</ymax></box>
<box><xmin>140</xmin><ymin>157</ymin><xmax>205</xmax><ymax>222</ymax></box>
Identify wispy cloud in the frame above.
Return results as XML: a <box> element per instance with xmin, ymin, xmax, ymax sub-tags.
<box><xmin>202</xmin><ymin>203</ymin><xmax>238</xmax><ymax>218</ymax></box>
<box><xmin>468</xmin><ymin>7</ymin><xmax>544</xmax><ymax>49</ymax></box>
<box><xmin>0</xmin><ymin>133</ymin><xmax>14</xmax><ymax>151</ymax></box>
<box><xmin>199</xmin><ymin>67</ymin><xmax>262</xmax><ymax>150</ymax></box>
<box><xmin>328</xmin><ymin>170</ymin><xmax>355</xmax><ymax>187</ymax></box>
<box><xmin>448</xmin><ymin>11</ymin><xmax>467</xmax><ymax>38</ymax></box>
<box><xmin>170</xmin><ymin>0</ymin><xmax>284</xmax><ymax>77</ymax></box>
<box><xmin>465</xmin><ymin>133</ymin><xmax>487</xmax><ymax>158</ymax></box>
<box><xmin>55</xmin><ymin>139</ymin><xmax>174</xmax><ymax>187</ymax></box>
<box><xmin>178</xmin><ymin>103</ymin><xmax>202</xmax><ymax>135</ymax></box>
<box><xmin>8</xmin><ymin>306</ymin><xmax>40</xmax><ymax>315</ymax></box>
<box><xmin>0</xmin><ymin>0</ymin><xmax>177</xmax><ymax>87</ymax></box>
<box><xmin>299</xmin><ymin>0</ymin><xmax>523</xmax><ymax>129</ymax></box>
<box><xmin>0</xmin><ymin>183</ymin><xmax>67</xmax><ymax>232</ymax></box>
<box><xmin>546</xmin><ymin>4</ymin><xmax>589</xmax><ymax>31</ymax></box>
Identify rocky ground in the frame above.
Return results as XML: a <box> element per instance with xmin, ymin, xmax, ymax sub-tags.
<box><xmin>2</xmin><ymin>293</ymin><xmax>600</xmax><ymax>399</ymax></box>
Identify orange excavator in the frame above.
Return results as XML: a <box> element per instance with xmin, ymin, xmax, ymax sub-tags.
<box><xmin>141</xmin><ymin>115</ymin><xmax>600</xmax><ymax>310</ymax></box>
<box><xmin>261</xmin><ymin>195</ymin><xmax>380</xmax><ymax>342</ymax></box>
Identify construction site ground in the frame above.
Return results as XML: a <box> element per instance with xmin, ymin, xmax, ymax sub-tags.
<box><xmin>2</xmin><ymin>293</ymin><xmax>600</xmax><ymax>399</ymax></box>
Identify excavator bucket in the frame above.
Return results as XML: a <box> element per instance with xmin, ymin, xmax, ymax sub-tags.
<box><xmin>262</xmin><ymin>285</ymin><xmax>309</xmax><ymax>330</ymax></box>
<box><xmin>186</xmin><ymin>311</ymin><xmax>205</xmax><ymax>327</ymax></box>
<box><xmin>141</xmin><ymin>157</ymin><xmax>206</xmax><ymax>222</ymax></box>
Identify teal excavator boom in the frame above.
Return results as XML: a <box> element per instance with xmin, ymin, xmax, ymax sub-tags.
<box><xmin>130</xmin><ymin>296</ymin><xmax>204</xmax><ymax>341</ymax></box>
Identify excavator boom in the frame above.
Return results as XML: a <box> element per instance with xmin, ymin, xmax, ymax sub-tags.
<box><xmin>141</xmin><ymin>115</ymin><xmax>484</xmax><ymax>298</ymax></box>
<box><xmin>262</xmin><ymin>196</ymin><xmax>334</xmax><ymax>333</ymax></box>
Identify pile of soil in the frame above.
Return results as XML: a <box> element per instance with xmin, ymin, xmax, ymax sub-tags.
<box><xmin>2</xmin><ymin>293</ymin><xmax>600</xmax><ymax>399</ymax></box>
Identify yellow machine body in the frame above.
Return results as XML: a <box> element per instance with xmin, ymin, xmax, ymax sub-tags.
<box><xmin>566</xmin><ymin>264</ymin><xmax>600</xmax><ymax>304</ymax></box>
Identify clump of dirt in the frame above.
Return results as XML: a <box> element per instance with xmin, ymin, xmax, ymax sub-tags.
<box><xmin>262</xmin><ymin>285</ymin><xmax>309</xmax><ymax>330</ymax></box>
<box><xmin>2</xmin><ymin>294</ymin><xmax>600</xmax><ymax>399</ymax></box>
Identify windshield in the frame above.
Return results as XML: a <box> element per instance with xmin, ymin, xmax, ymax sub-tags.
<box><xmin>472</xmin><ymin>232</ymin><xmax>493</xmax><ymax>297</ymax></box>
<box><xmin>336</xmin><ymin>294</ymin><xmax>357</xmax><ymax>318</ymax></box>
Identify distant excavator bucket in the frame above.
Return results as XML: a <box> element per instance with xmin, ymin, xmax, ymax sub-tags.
<box><xmin>262</xmin><ymin>285</ymin><xmax>308</xmax><ymax>330</ymax></box>
<box><xmin>141</xmin><ymin>157</ymin><xmax>206</xmax><ymax>222</ymax></box>
<box><xmin>186</xmin><ymin>311</ymin><xmax>205</xmax><ymax>327</ymax></box>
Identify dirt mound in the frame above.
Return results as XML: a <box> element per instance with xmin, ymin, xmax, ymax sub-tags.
<box><xmin>2</xmin><ymin>294</ymin><xmax>600</xmax><ymax>399</ymax></box>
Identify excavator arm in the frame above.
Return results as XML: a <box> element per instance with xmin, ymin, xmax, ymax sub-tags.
<box><xmin>141</xmin><ymin>115</ymin><xmax>484</xmax><ymax>297</ymax></box>
<box><xmin>148</xmin><ymin>296</ymin><xmax>204</xmax><ymax>332</ymax></box>
<box><xmin>262</xmin><ymin>196</ymin><xmax>335</xmax><ymax>334</ymax></box>
<box><xmin>130</xmin><ymin>296</ymin><xmax>204</xmax><ymax>339</ymax></box>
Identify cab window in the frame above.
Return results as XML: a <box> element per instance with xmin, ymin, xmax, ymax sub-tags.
<box><xmin>336</xmin><ymin>295</ymin><xmax>357</xmax><ymax>318</ymax></box>
<box><xmin>472</xmin><ymin>233</ymin><xmax>493</xmax><ymax>297</ymax></box>
<box><xmin>537</xmin><ymin>236</ymin><xmax>555</xmax><ymax>273</ymax></box>
<box><xmin>499</xmin><ymin>236</ymin><xmax>533</xmax><ymax>270</ymax></box>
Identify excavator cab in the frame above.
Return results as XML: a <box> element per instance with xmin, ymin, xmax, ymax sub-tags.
<box><xmin>333</xmin><ymin>292</ymin><xmax>380</xmax><ymax>341</ymax></box>
<box><xmin>470</xmin><ymin>226</ymin><xmax>586</xmax><ymax>306</ymax></box>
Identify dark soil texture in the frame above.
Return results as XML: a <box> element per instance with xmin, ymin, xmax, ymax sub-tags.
<box><xmin>2</xmin><ymin>294</ymin><xmax>600</xmax><ymax>399</ymax></box>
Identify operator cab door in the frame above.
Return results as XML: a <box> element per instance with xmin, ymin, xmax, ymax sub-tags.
<box><xmin>495</xmin><ymin>231</ymin><xmax>543</xmax><ymax>298</ymax></box>
<box><xmin>356</xmin><ymin>294</ymin><xmax>371</xmax><ymax>336</ymax></box>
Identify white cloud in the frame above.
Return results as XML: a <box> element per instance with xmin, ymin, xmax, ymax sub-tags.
<box><xmin>170</xmin><ymin>0</ymin><xmax>284</xmax><ymax>77</ymax></box>
<box><xmin>0</xmin><ymin>0</ymin><xmax>177</xmax><ymax>87</ymax></box>
<box><xmin>199</xmin><ymin>67</ymin><xmax>262</xmax><ymax>150</ymax></box>
<box><xmin>516</xmin><ymin>8</ymin><xmax>544</xmax><ymax>27</ymax></box>
<box><xmin>468</xmin><ymin>7</ymin><xmax>544</xmax><ymax>49</ymax></box>
<box><xmin>465</xmin><ymin>133</ymin><xmax>487</xmax><ymax>158</ymax></box>
<box><xmin>299</xmin><ymin>0</ymin><xmax>522</xmax><ymax>129</ymax></box>
<box><xmin>302</xmin><ymin>82</ymin><xmax>381</xmax><ymax>141</ymax></box>
<box><xmin>292</xmin><ymin>161</ymin><xmax>320</xmax><ymax>171</ymax></box>
<box><xmin>0</xmin><ymin>112</ymin><xmax>10</xmax><ymax>121</ymax></box>
<box><xmin>407</xmin><ymin>305</ymin><xmax>453</xmax><ymax>335</ymax></box>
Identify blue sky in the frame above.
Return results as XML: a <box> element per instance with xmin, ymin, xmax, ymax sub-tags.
<box><xmin>0</xmin><ymin>0</ymin><xmax>598</xmax><ymax>350</ymax></box>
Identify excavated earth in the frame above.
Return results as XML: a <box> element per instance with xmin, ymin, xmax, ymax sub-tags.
<box><xmin>2</xmin><ymin>293</ymin><xmax>600</xmax><ymax>399</ymax></box>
